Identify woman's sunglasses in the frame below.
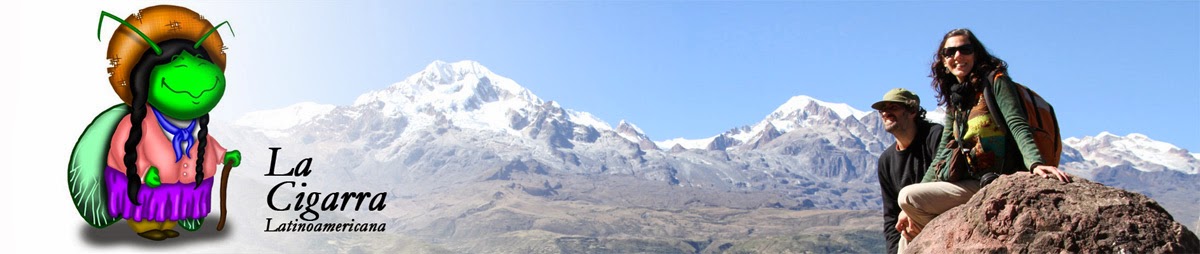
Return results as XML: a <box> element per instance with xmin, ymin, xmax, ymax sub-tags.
<box><xmin>941</xmin><ymin>45</ymin><xmax>975</xmax><ymax>58</ymax></box>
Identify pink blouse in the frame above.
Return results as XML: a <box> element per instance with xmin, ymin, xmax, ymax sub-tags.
<box><xmin>107</xmin><ymin>107</ymin><xmax>227</xmax><ymax>184</ymax></box>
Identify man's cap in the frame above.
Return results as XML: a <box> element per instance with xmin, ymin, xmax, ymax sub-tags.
<box><xmin>871</xmin><ymin>88</ymin><xmax>919</xmax><ymax>110</ymax></box>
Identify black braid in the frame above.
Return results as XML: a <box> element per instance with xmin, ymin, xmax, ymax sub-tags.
<box><xmin>123</xmin><ymin>39</ymin><xmax>214</xmax><ymax>205</ymax></box>
<box><xmin>123</xmin><ymin>84</ymin><xmax>147</xmax><ymax>206</ymax></box>
<box><xmin>195</xmin><ymin>114</ymin><xmax>209</xmax><ymax>188</ymax></box>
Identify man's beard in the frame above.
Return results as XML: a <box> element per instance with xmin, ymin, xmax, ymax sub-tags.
<box><xmin>884</xmin><ymin>120</ymin><xmax>909</xmax><ymax>133</ymax></box>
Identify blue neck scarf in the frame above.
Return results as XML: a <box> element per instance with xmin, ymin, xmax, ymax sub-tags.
<box><xmin>151</xmin><ymin>107</ymin><xmax>197</xmax><ymax>162</ymax></box>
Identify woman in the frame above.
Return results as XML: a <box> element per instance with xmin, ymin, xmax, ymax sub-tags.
<box><xmin>892</xmin><ymin>28</ymin><xmax>1071</xmax><ymax>252</ymax></box>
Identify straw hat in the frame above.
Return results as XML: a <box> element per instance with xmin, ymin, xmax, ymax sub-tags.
<box><xmin>105</xmin><ymin>5</ymin><xmax>227</xmax><ymax>105</ymax></box>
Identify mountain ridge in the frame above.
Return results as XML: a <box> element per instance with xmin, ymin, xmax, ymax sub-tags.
<box><xmin>236</xmin><ymin>60</ymin><xmax>1199</xmax><ymax>175</ymax></box>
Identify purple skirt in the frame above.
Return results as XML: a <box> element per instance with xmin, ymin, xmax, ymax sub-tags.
<box><xmin>105</xmin><ymin>167</ymin><xmax>213</xmax><ymax>222</ymax></box>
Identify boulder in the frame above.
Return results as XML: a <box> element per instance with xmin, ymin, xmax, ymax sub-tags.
<box><xmin>908</xmin><ymin>172</ymin><xmax>1200</xmax><ymax>253</ymax></box>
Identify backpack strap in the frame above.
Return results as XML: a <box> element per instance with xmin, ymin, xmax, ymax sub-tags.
<box><xmin>983</xmin><ymin>70</ymin><xmax>1010</xmax><ymax>135</ymax></box>
<box><xmin>983</xmin><ymin>70</ymin><xmax>1030</xmax><ymax>172</ymax></box>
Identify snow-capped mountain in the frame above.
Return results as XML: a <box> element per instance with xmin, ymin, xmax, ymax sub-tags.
<box><xmin>231</xmin><ymin>60</ymin><xmax>1200</xmax><ymax>177</ymax></box>
<box><xmin>615</xmin><ymin>120</ymin><xmax>658</xmax><ymax>151</ymax></box>
<box><xmin>654</xmin><ymin>96</ymin><xmax>950</xmax><ymax>158</ymax></box>
<box><xmin>656</xmin><ymin>95</ymin><xmax>890</xmax><ymax>152</ymax></box>
<box><xmin>1063</xmin><ymin>132</ymin><xmax>1200</xmax><ymax>175</ymax></box>
<box><xmin>227</xmin><ymin>60</ymin><xmax>887</xmax><ymax>209</ymax></box>
<box><xmin>342</xmin><ymin>60</ymin><xmax>613</xmax><ymax>137</ymax></box>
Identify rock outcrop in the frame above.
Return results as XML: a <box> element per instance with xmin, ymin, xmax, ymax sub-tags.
<box><xmin>908</xmin><ymin>172</ymin><xmax>1200</xmax><ymax>253</ymax></box>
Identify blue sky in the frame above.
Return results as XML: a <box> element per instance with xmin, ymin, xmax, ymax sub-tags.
<box><xmin>15</xmin><ymin>1</ymin><xmax>1199</xmax><ymax>151</ymax></box>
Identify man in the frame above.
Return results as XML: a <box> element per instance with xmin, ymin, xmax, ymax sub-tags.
<box><xmin>873</xmin><ymin>88</ymin><xmax>943</xmax><ymax>254</ymax></box>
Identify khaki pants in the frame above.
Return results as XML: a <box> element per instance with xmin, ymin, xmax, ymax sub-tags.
<box><xmin>895</xmin><ymin>179</ymin><xmax>980</xmax><ymax>253</ymax></box>
<box><xmin>128</xmin><ymin>220</ymin><xmax>178</xmax><ymax>233</ymax></box>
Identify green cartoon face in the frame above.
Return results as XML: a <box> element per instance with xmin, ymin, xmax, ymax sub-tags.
<box><xmin>147</xmin><ymin>51</ymin><xmax>225</xmax><ymax>120</ymax></box>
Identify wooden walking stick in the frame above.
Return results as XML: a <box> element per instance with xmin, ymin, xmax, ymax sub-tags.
<box><xmin>217</xmin><ymin>163</ymin><xmax>233</xmax><ymax>231</ymax></box>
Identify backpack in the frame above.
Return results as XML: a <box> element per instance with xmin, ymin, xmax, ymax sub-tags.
<box><xmin>982</xmin><ymin>71</ymin><xmax>1062</xmax><ymax>167</ymax></box>
<box><xmin>68</xmin><ymin>104</ymin><xmax>126</xmax><ymax>228</ymax></box>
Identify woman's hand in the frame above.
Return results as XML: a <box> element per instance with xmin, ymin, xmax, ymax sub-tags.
<box><xmin>1032</xmin><ymin>164</ymin><xmax>1071</xmax><ymax>183</ymax></box>
<box><xmin>145</xmin><ymin>166</ymin><xmax>161</xmax><ymax>188</ymax></box>
<box><xmin>224</xmin><ymin>150</ymin><xmax>241</xmax><ymax>168</ymax></box>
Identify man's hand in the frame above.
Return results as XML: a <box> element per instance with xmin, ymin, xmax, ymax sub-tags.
<box><xmin>224</xmin><ymin>150</ymin><xmax>241</xmax><ymax>168</ymax></box>
<box><xmin>896</xmin><ymin>212</ymin><xmax>922</xmax><ymax>241</ymax></box>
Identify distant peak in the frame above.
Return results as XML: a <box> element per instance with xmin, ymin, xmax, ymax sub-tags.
<box><xmin>1074</xmin><ymin>131</ymin><xmax>1124</xmax><ymax>144</ymax></box>
<box><xmin>771</xmin><ymin>95</ymin><xmax>870</xmax><ymax>120</ymax></box>
<box><xmin>350</xmin><ymin>59</ymin><xmax>549</xmax><ymax>130</ymax></box>
<box><xmin>418</xmin><ymin>60</ymin><xmax>493</xmax><ymax>83</ymax></box>
<box><xmin>1065</xmin><ymin>131</ymin><xmax>1198</xmax><ymax>174</ymax></box>
<box><xmin>769</xmin><ymin>95</ymin><xmax>816</xmax><ymax>115</ymax></box>
<box><xmin>616</xmin><ymin>120</ymin><xmax>644</xmax><ymax>133</ymax></box>
<box><xmin>778</xmin><ymin>95</ymin><xmax>816</xmax><ymax>109</ymax></box>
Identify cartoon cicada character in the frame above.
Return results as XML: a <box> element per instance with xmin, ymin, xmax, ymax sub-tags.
<box><xmin>68</xmin><ymin>5</ymin><xmax>241</xmax><ymax>241</ymax></box>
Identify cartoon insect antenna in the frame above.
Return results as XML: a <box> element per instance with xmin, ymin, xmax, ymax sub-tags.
<box><xmin>97</xmin><ymin>11</ymin><xmax>161</xmax><ymax>56</ymax></box>
<box><xmin>100</xmin><ymin>5</ymin><xmax>230</xmax><ymax>106</ymax></box>
<box><xmin>195</xmin><ymin>21</ymin><xmax>235</xmax><ymax>49</ymax></box>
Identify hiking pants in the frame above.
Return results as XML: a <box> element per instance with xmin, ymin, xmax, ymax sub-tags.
<box><xmin>896</xmin><ymin>179</ymin><xmax>981</xmax><ymax>253</ymax></box>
